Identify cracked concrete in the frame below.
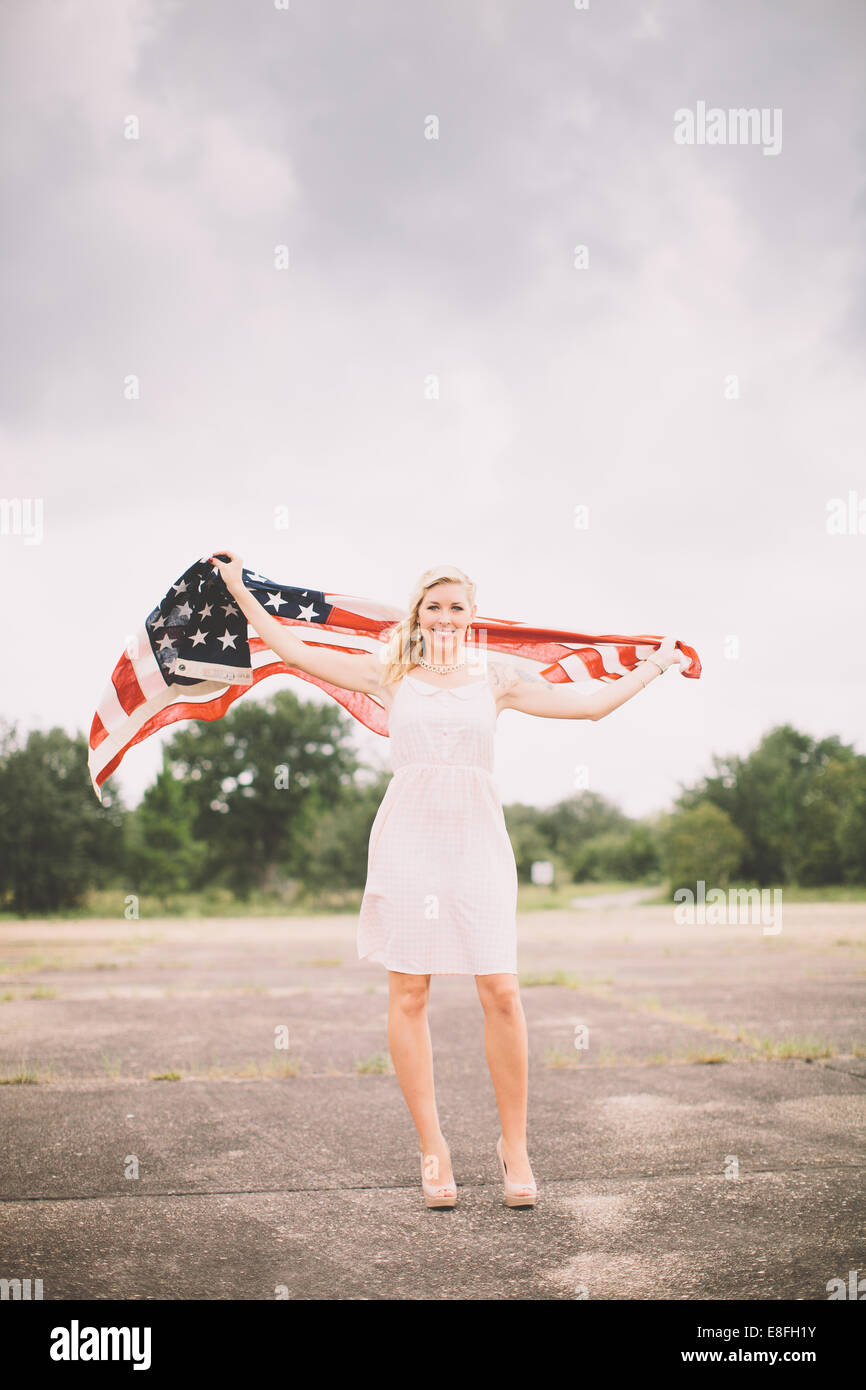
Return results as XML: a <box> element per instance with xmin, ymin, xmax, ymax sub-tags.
<box><xmin>0</xmin><ymin>902</ymin><xmax>863</xmax><ymax>1299</ymax></box>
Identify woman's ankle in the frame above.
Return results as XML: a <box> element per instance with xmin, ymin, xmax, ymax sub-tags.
<box><xmin>419</xmin><ymin>1130</ymin><xmax>447</xmax><ymax>1154</ymax></box>
<box><xmin>501</xmin><ymin>1133</ymin><xmax>528</xmax><ymax>1154</ymax></box>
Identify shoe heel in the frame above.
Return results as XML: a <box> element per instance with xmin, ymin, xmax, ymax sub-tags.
<box><xmin>496</xmin><ymin>1136</ymin><xmax>537</xmax><ymax>1208</ymax></box>
<box><xmin>419</xmin><ymin>1147</ymin><xmax>457</xmax><ymax>1209</ymax></box>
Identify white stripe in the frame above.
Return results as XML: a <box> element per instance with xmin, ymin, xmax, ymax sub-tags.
<box><xmin>88</xmin><ymin>679</ymin><xmax>230</xmax><ymax>795</ymax></box>
<box><xmin>95</xmin><ymin>627</ymin><xmax>176</xmax><ymax>735</ymax></box>
<box><xmin>266</xmin><ymin>627</ymin><xmax>383</xmax><ymax>657</ymax></box>
<box><xmin>324</xmin><ymin>594</ymin><xmax>404</xmax><ymax>622</ymax></box>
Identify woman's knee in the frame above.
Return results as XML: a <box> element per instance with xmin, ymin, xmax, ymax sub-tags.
<box><xmin>476</xmin><ymin>973</ymin><xmax>521</xmax><ymax>1014</ymax></box>
<box><xmin>389</xmin><ymin>972</ymin><xmax>430</xmax><ymax>1015</ymax></box>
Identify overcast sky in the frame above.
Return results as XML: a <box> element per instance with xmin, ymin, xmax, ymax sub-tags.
<box><xmin>1</xmin><ymin>0</ymin><xmax>864</xmax><ymax>818</ymax></box>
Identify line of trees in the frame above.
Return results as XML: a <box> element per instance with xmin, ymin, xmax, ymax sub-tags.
<box><xmin>0</xmin><ymin>696</ymin><xmax>864</xmax><ymax>915</ymax></box>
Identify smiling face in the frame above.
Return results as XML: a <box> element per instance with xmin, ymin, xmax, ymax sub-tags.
<box><xmin>416</xmin><ymin>581</ymin><xmax>476</xmax><ymax>665</ymax></box>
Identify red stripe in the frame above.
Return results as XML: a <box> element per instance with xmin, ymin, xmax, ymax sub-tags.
<box><xmin>112</xmin><ymin>652</ymin><xmax>148</xmax><ymax>714</ymax></box>
<box><xmin>89</xmin><ymin>709</ymin><xmax>108</xmax><ymax>750</ymax></box>
<box><xmin>322</xmin><ymin>605</ymin><xmax>396</xmax><ymax>637</ymax></box>
<box><xmin>93</xmin><ymin>658</ymin><xmax>390</xmax><ymax>795</ymax></box>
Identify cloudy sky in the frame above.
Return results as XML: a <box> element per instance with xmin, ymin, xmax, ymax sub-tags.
<box><xmin>1</xmin><ymin>0</ymin><xmax>864</xmax><ymax>818</ymax></box>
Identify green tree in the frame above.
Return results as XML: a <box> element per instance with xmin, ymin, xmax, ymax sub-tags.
<box><xmin>658</xmin><ymin>801</ymin><xmax>746</xmax><ymax>897</ymax></box>
<box><xmin>503</xmin><ymin>803</ymin><xmax>557</xmax><ymax>882</ymax></box>
<box><xmin>298</xmin><ymin>770</ymin><xmax>393</xmax><ymax>894</ymax></box>
<box><xmin>158</xmin><ymin>688</ymin><xmax>363</xmax><ymax>896</ymax></box>
<box><xmin>125</xmin><ymin>761</ymin><xmax>208</xmax><ymax>905</ymax></box>
<box><xmin>537</xmin><ymin>791</ymin><xmax>630</xmax><ymax>880</ymax></box>
<box><xmin>678</xmin><ymin>725</ymin><xmax>861</xmax><ymax>884</ymax></box>
<box><xmin>804</xmin><ymin>756</ymin><xmax>866</xmax><ymax>885</ymax></box>
<box><xmin>0</xmin><ymin>722</ymin><xmax>126</xmax><ymax>914</ymax></box>
<box><xmin>571</xmin><ymin>821</ymin><xmax>661</xmax><ymax>882</ymax></box>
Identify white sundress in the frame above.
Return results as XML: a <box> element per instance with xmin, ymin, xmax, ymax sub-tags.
<box><xmin>357</xmin><ymin>670</ymin><xmax>519</xmax><ymax>975</ymax></box>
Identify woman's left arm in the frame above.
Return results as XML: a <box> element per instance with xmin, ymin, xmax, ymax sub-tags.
<box><xmin>491</xmin><ymin>637</ymin><xmax>680</xmax><ymax>721</ymax></box>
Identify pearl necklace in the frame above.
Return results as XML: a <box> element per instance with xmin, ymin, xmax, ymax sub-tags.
<box><xmin>416</xmin><ymin>655</ymin><xmax>468</xmax><ymax>674</ymax></box>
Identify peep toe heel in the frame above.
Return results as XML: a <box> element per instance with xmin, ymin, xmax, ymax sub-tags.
<box><xmin>419</xmin><ymin>1146</ymin><xmax>457</xmax><ymax>1209</ymax></box>
<box><xmin>496</xmin><ymin>1135</ymin><xmax>537</xmax><ymax>1207</ymax></box>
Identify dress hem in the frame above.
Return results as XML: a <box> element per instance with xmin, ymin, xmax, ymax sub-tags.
<box><xmin>357</xmin><ymin>949</ymin><xmax>517</xmax><ymax>977</ymax></box>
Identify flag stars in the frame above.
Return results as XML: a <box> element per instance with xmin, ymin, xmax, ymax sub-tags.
<box><xmin>218</xmin><ymin>631</ymin><xmax>238</xmax><ymax>650</ymax></box>
<box><xmin>189</xmin><ymin>628</ymin><xmax>209</xmax><ymax>647</ymax></box>
<box><xmin>156</xmin><ymin>634</ymin><xmax>176</xmax><ymax>652</ymax></box>
<box><xmin>265</xmin><ymin>591</ymin><xmax>287</xmax><ymax>612</ymax></box>
<box><xmin>296</xmin><ymin>601</ymin><xmax>319</xmax><ymax>622</ymax></box>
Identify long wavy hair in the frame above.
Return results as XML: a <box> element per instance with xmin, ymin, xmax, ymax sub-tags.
<box><xmin>380</xmin><ymin>565</ymin><xmax>478</xmax><ymax>686</ymax></box>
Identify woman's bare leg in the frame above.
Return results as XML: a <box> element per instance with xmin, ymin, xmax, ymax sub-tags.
<box><xmin>475</xmin><ymin>973</ymin><xmax>535</xmax><ymax>1187</ymax></box>
<box><xmin>387</xmin><ymin>970</ymin><xmax>453</xmax><ymax>1187</ymax></box>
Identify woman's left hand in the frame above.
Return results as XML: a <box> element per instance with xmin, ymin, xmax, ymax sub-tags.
<box><xmin>208</xmin><ymin>549</ymin><xmax>245</xmax><ymax>595</ymax></box>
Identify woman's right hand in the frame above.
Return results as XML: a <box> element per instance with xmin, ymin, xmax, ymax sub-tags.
<box><xmin>208</xmin><ymin>549</ymin><xmax>245</xmax><ymax>595</ymax></box>
<box><xmin>646</xmin><ymin>635</ymin><xmax>680</xmax><ymax>673</ymax></box>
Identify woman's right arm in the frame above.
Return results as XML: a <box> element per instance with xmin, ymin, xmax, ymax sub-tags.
<box><xmin>208</xmin><ymin>551</ymin><xmax>384</xmax><ymax>696</ymax></box>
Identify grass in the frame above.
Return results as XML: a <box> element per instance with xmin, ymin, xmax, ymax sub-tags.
<box><xmin>101</xmin><ymin>1052</ymin><xmax>124</xmax><ymax>1079</ymax></box>
<box><xmin>0</xmin><ymin>886</ymin><xmax>367</xmax><ymax>922</ymax></box>
<box><xmin>1</xmin><ymin>954</ymin><xmax>145</xmax><ymax>975</ymax></box>
<box><xmin>533</xmin><ymin>977</ymin><xmax>850</xmax><ymax>1066</ymax></box>
<box><xmin>0</xmin><ymin>1054</ymin><xmax>54</xmax><ymax>1084</ymax></box>
<box><xmin>225</xmin><ymin>1055</ymin><xmax>302</xmax><ymax>1078</ymax></box>
<box><xmin>519</xmin><ymin>970</ymin><xmax>615</xmax><ymax>990</ymax></box>
<box><xmin>542</xmin><ymin>1039</ymin><xmax>831</xmax><ymax>1067</ymax></box>
<box><xmin>0</xmin><ymin>1065</ymin><xmax>43</xmax><ymax>1084</ymax></box>
<box><xmin>354</xmin><ymin>1052</ymin><xmax>393</xmax><ymax>1075</ymax></box>
<box><xmin>4</xmin><ymin>880</ymin><xmax>866</xmax><ymax>922</ymax></box>
<box><xmin>3</xmin><ymin>954</ymin><xmax>70</xmax><ymax>974</ymax></box>
<box><xmin>0</xmin><ymin>879</ymin><xmax>661</xmax><ymax>922</ymax></box>
<box><xmin>751</xmin><ymin>1034</ymin><xmax>835</xmax><ymax>1060</ymax></box>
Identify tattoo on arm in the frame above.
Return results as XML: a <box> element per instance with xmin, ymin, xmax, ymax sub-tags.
<box><xmin>490</xmin><ymin>660</ymin><xmax>548</xmax><ymax>692</ymax></box>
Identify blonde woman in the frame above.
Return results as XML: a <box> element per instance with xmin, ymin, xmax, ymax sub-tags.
<box><xmin>210</xmin><ymin>552</ymin><xmax>678</xmax><ymax>1210</ymax></box>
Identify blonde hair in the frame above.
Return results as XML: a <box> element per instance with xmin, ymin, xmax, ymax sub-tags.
<box><xmin>380</xmin><ymin>565</ymin><xmax>477</xmax><ymax>686</ymax></box>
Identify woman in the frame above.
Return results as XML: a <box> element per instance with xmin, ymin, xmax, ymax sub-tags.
<box><xmin>210</xmin><ymin>551</ymin><xmax>677</xmax><ymax>1210</ymax></box>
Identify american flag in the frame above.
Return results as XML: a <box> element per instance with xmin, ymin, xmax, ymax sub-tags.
<box><xmin>88</xmin><ymin>554</ymin><xmax>702</xmax><ymax>802</ymax></box>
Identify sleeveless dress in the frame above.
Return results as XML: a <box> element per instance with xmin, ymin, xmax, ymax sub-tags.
<box><xmin>357</xmin><ymin>671</ymin><xmax>519</xmax><ymax>975</ymax></box>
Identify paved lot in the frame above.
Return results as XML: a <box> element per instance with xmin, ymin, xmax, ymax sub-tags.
<box><xmin>0</xmin><ymin>902</ymin><xmax>864</xmax><ymax>1300</ymax></box>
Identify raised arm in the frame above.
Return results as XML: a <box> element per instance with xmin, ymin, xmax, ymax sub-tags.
<box><xmin>491</xmin><ymin>638</ymin><xmax>679</xmax><ymax>720</ymax></box>
<box><xmin>209</xmin><ymin>550</ymin><xmax>383</xmax><ymax>696</ymax></box>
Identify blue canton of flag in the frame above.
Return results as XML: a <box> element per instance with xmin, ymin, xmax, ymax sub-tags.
<box><xmin>147</xmin><ymin>557</ymin><xmax>334</xmax><ymax>688</ymax></box>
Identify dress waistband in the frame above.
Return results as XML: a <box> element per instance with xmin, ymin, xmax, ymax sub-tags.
<box><xmin>393</xmin><ymin>761</ymin><xmax>494</xmax><ymax>776</ymax></box>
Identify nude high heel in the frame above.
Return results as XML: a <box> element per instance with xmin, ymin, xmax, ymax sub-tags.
<box><xmin>496</xmin><ymin>1136</ymin><xmax>537</xmax><ymax>1207</ymax></box>
<box><xmin>419</xmin><ymin>1146</ymin><xmax>457</xmax><ymax>1209</ymax></box>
